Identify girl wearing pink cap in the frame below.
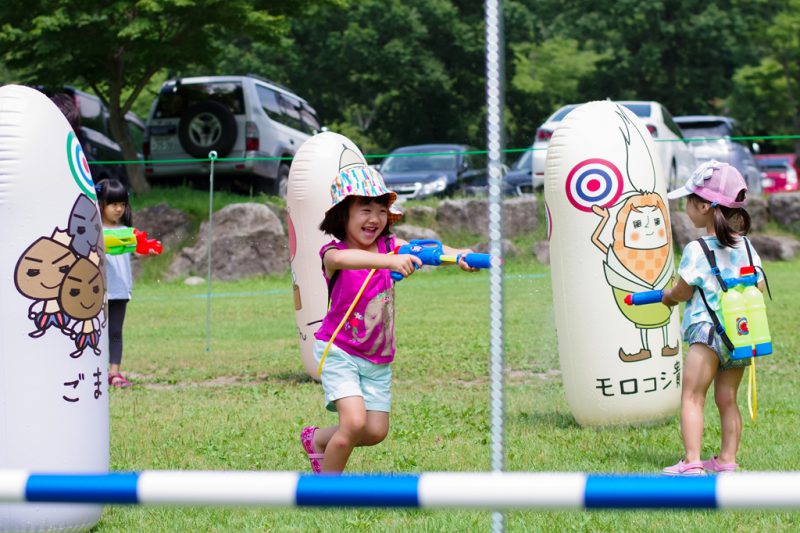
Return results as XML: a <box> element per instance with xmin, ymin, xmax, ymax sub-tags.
<box><xmin>301</xmin><ymin>164</ymin><xmax>476</xmax><ymax>474</ymax></box>
<box><xmin>660</xmin><ymin>161</ymin><xmax>765</xmax><ymax>476</ymax></box>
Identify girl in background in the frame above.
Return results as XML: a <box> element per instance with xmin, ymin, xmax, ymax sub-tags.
<box><xmin>96</xmin><ymin>178</ymin><xmax>154</xmax><ymax>388</ymax></box>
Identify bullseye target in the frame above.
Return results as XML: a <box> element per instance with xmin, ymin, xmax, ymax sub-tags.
<box><xmin>565</xmin><ymin>158</ymin><xmax>622</xmax><ymax>212</ymax></box>
<box><xmin>66</xmin><ymin>131</ymin><xmax>95</xmax><ymax>200</ymax></box>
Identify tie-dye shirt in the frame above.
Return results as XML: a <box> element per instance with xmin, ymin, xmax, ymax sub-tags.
<box><xmin>678</xmin><ymin>236</ymin><xmax>762</xmax><ymax>339</ymax></box>
<box><xmin>314</xmin><ymin>235</ymin><xmax>396</xmax><ymax>364</ymax></box>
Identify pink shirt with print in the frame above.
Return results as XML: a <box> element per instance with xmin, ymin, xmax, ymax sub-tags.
<box><xmin>314</xmin><ymin>235</ymin><xmax>396</xmax><ymax>364</ymax></box>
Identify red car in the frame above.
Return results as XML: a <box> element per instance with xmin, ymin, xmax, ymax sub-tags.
<box><xmin>756</xmin><ymin>154</ymin><xmax>799</xmax><ymax>193</ymax></box>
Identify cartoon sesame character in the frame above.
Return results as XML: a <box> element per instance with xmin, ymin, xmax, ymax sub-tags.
<box><xmin>589</xmin><ymin>105</ymin><xmax>677</xmax><ymax>362</ymax></box>
<box><xmin>59</xmin><ymin>257</ymin><xmax>105</xmax><ymax>358</ymax></box>
<box><xmin>67</xmin><ymin>193</ymin><xmax>102</xmax><ymax>257</ymax></box>
<box><xmin>14</xmin><ymin>230</ymin><xmax>77</xmax><ymax>338</ymax></box>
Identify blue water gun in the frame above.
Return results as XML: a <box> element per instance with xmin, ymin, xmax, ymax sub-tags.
<box><xmin>624</xmin><ymin>272</ymin><xmax>761</xmax><ymax>306</ymax></box>
<box><xmin>391</xmin><ymin>239</ymin><xmax>494</xmax><ymax>281</ymax></box>
<box><xmin>624</xmin><ymin>290</ymin><xmax>664</xmax><ymax>306</ymax></box>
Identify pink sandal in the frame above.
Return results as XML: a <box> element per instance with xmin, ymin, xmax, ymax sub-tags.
<box><xmin>702</xmin><ymin>456</ymin><xmax>739</xmax><ymax>473</ymax></box>
<box><xmin>301</xmin><ymin>426</ymin><xmax>323</xmax><ymax>474</ymax></box>
<box><xmin>662</xmin><ymin>459</ymin><xmax>706</xmax><ymax>476</ymax></box>
<box><xmin>108</xmin><ymin>373</ymin><xmax>131</xmax><ymax>388</ymax></box>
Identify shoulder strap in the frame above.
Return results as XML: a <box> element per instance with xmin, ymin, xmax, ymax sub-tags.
<box><xmin>697</xmin><ymin>287</ymin><xmax>735</xmax><ymax>351</ymax></box>
<box><xmin>695</xmin><ymin>238</ymin><xmax>735</xmax><ymax>351</ymax></box>
<box><xmin>742</xmin><ymin>236</ymin><xmax>772</xmax><ymax>301</ymax></box>
<box><xmin>742</xmin><ymin>236</ymin><xmax>754</xmax><ymax>267</ymax></box>
<box><xmin>696</xmin><ymin>237</ymin><xmax>727</xmax><ymax>292</ymax></box>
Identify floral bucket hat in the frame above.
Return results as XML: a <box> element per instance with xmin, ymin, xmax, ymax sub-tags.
<box><xmin>328</xmin><ymin>164</ymin><xmax>403</xmax><ymax>224</ymax></box>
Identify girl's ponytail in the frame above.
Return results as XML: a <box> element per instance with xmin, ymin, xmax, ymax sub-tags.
<box><xmin>713</xmin><ymin>189</ymin><xmax>751</xmax><ymax>248</ymax></box>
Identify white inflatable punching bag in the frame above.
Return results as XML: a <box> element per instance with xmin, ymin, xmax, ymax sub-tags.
<box><xmin>287</xmin><ymin>132</ymin><xmax>369</xmax><ymax>380</ymax></box>
<box><xmin>544</xmin><ymin>101</ymin><xmax>681</xmax><ymax>426</ymax></box>
<box><xmin>0</xmin><ymin>85</ymin><xmax>108</xmax><ymax>530</ymax></box>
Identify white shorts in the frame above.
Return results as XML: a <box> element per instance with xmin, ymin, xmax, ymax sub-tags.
<box><xmin>314</xmin><ymin>339</ymin><xmax>392</xmax><ymax>412</ymax></box>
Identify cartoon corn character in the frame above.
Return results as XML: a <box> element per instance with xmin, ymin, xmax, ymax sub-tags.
<box><xmin>590</xmin><ymin>105</ymin><xmax>678</xmax><ymax>362</ymax></box>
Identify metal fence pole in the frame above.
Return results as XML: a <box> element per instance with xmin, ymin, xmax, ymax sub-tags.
<box><xmin>206</xmin><ymin>151</ymin><xmax>218</xmax><ymax>352</ymax></box>
<box><xmin>485</xmin><ymin>1</ymin><xmax>506</xmax><ymax>532</ymax></box>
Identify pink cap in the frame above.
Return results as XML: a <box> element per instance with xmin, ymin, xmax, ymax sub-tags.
<box><xmin>667</xmin><ymin>160</ymin><xmax>747</xmax><ymax>208</ymax></box>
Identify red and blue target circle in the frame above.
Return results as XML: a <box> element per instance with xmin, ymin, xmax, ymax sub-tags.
<box><xmin>66</xmin><ymin>131</ymin><xmax>96</xmax><ymax>200</ymax></box>
<box><xmin>736</xmin><ymin>317</ymin><xmax>749</xmax><ymax>335</ymax></box>
<box><xmin>565</xmin><ymin>158</ymin><xmax>623</xmax><ymax>212</ymax></box>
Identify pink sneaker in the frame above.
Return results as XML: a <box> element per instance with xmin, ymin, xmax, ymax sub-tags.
<box><xmin>702</xmin><ymin>456</ymin><xmax>738</xmax><ymax>473</ymax></box>
<box><xmin>663</xmin><ymin>459</ymin><xmax>706</xmax><ymax>476</ymax></box>
<box><xmin>301</xmin><ymin>426</ymin><xmax>323</xmax><ymax>474</ymax></box>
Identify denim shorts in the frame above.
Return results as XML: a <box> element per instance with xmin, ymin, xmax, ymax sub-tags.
<box><xmin>685</xmin><ymin>322</ymin><xmax>752</xmax><ymax>370</ymax></box>
<box><xmin>313</xmin><ymin>339</ymin><xmax>392</xmax><ymax>413</ymax></box>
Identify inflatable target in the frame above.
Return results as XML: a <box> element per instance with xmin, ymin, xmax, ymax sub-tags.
<box><xmin>0</xmin><ymin>85</ymin><xmax>107</xmax><ymax>530</ymax></box>
<box><xmin>67</xmin><ymin>130</ymin><xmax>96</xmax><ymax>200</ymax></box>
<box><xmin>544</xmin><ymin>101</ymin><xmax>681</xmax><ymax>427</ymax></box>
<box><xmin>565</xmin><ymin>158</ymin><xmax>623</xmax><ymax>212</ymax></box>
<box><xmin>287</xmin><ymin>132</ymin><xmax>370</xmax><ymax>380</ymax></box>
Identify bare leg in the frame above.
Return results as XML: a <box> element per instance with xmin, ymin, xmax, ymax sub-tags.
<box><xmin>317</xmin><ymin>397</ymin><xmax>391</xmax><ymax>473</ymax></box>
<box><xmin>714</xmin><ymin>366</ymin><xmax>745</xmax><ymax>464</ymax></box>
<box><xmin>360</xmin><ymin>410</ymin><xmax>389</xmax><ymax>446</ymax></box>
<box><xmin>314</xmin><ymin>414</ymin><xmax>389</xmax><ymax>450</ymax></box>
<box><xmin>320</xmin><ymin>396</ymin><xmax>366</xmax><ymax>472</ymax></box>
<box><xmin>680</xmin><ymin>343</ymin><xmax>719</xmax><ymax>463</ymax></box>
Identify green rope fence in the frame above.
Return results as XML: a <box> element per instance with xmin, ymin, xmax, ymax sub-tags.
<box><xmin>88</xmin><ymin>134</ymin><xmax>800</xmax><ymax>166</ymax></box>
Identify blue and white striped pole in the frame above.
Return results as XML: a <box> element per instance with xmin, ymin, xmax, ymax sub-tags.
<box><xmin>3</xmin><ymin>471</ymin><xmax>800</xmax><ymax>509</ymax></box>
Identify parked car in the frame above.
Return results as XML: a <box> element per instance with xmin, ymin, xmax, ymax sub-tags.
<box><xmin>503</xmin><ymin>148</ymin><xmax>538</xmax><ymax>195</ymax></box>
<box><xmin>377</xmin><ymin>144</ymin><xmax>487</xmax><ymax>200</ymax></box>
<box><xmin>756</xmin><ymin>154</ymin><xmax>799</xmax><ymax>194</ymax></box>
<box><xmin>531</xmin><ymin>105</ymin><xmax>574</xmax><ymax>190</ymax></box>
<box><xmin>36</xmin><ymin>86</ymin><xmax>145</xmax><ymax>185</ymax></box>
<box><xmin>533</xmin><ymin>101</ymin><xmax>696</xmax><ymax>191</ymax></box>
<box><xmin>674</xmin><ymin>115</ymin><xmax>762</xmax><ymax>195</ymax></box>
<box><xmin>144</xmin><ymin>74</ymin><xmax>321</xmax><ymax>197</ymax></box>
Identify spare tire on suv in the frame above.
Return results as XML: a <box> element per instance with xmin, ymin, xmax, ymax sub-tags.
<box><xmin>178</xmin><ymin>101</ymin><xmax>237</xmax><ymax>158</ymax></box>
<box><xmin>146</xmin><ymin>75</ymin><xmax>322</xmax><ymax>198</ymax></box>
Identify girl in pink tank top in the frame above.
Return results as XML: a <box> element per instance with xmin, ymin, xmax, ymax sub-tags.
<box><xmin>301</xmin><ymin>163</ymin><xmax>476</xmax><ymax>474</ymax></box>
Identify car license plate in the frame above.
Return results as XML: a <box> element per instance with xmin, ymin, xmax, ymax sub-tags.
<box><xmin>151</xmin><ymin>137</ymin><xmax>179</xmax><ymax>153</ymax></box>
<box><xmin>762</xmin><ymin>178</ymin><xmax>774</xmax><ymax>188</ymax></box>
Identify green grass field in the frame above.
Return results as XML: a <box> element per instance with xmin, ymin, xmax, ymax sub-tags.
<box><xmin>92</xmin><ymin>189</ymin><xmax>800</xmax><ymax>531</ymax></box>
<box><xmin>100</xmin><ymin>262</ymin><xmax>800</xmax><ymax>531</ymax></box>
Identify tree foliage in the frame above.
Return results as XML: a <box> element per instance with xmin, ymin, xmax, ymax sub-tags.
<box><xmin>728</xmin><ymin>0</ymin><xmax>800</xmax><ymax>154</ymax></box>
<box><xmin>506</xmin><ymin>0</ymin><xmax>797</xmax><ymax>154</ymax></box>
<box><xmin>0</xmin><ymin>0</ymin><xmax>318</xmax><ymax>192</ymax></box>
<box><xmin>508</xmin><ymin>38</ymin><xmax>607</xmax><ymax>146</ymax></box>
<box><xmin>286</xmin><ymin>0</ymin><xmax>486</xmax><ymax>153</ymax></box>
<box><xmin>1</xmin><ymin>0</ymin><xmax>798</xmax><ymax>177</ymax></box>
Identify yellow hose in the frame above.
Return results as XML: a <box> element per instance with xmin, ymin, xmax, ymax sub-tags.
<box><xmin>317</xmin><ymin>249</ymin><xmax>400</xmax><ymax>377</ymax></box>
<box><xmin>747</xmin><ymin>357</ymin><xmax>757</xmax><ymax>421</ymax></box>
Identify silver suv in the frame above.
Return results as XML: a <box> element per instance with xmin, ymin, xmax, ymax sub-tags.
<box><xmin>144</xmin><ymin>75</ymin><xmax>320</xmax><ymax>197</ymax></box>
<box><xmin>674</xmin><ymin>115</ymin><xmax>762</xmax><ymax>195</ymax></box>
